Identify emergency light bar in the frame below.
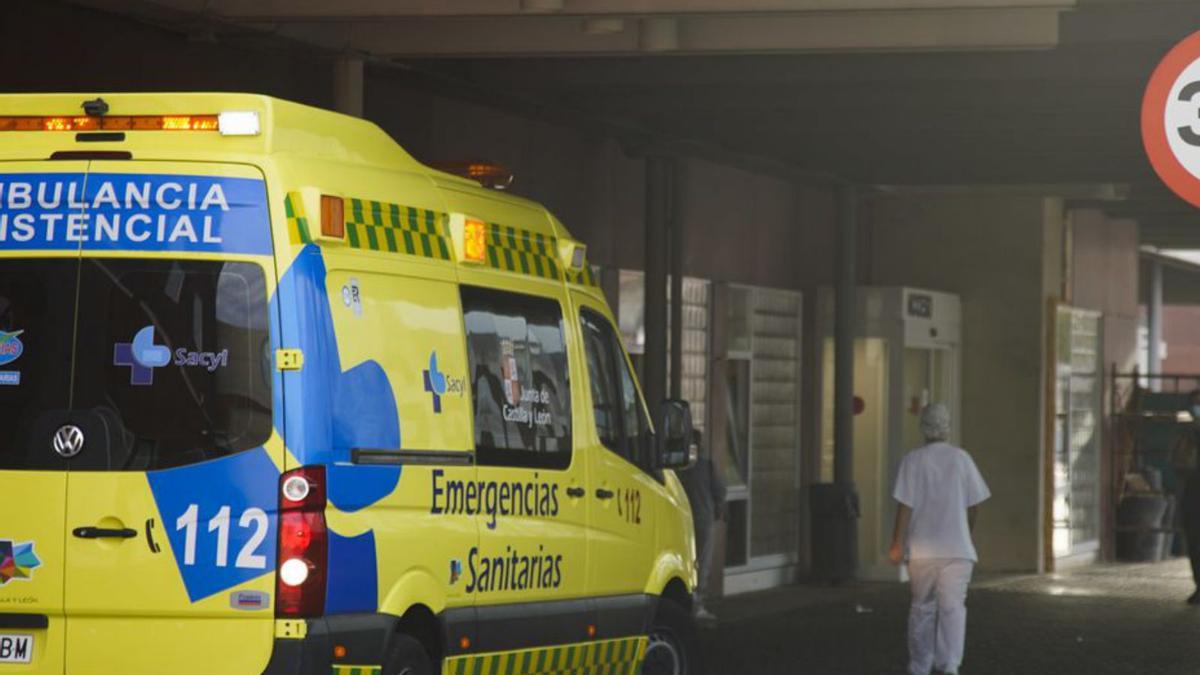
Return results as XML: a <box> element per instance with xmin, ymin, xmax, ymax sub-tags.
<box><xmin>431</xmin><ymin>160</ymin><xmax>514</xmax><ymax>191</ymax></box>
<box><xmin>0</xmin><ymin>111</ymin><xmax>260</xmax><ymax>136</ymax></box>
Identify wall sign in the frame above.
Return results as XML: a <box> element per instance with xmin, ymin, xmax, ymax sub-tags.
<box><xmin>906</xmin><ymin>293</ymin><xmax>933</xmax><ymax>319</ymax></box>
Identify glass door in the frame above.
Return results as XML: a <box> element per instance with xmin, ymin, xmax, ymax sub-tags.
<box><xmin>901</xmin><ymin>347</ymin><xmax>956</xmax><ymax>450</ymax></box>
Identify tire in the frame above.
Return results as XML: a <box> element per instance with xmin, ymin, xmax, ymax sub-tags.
<box><xmin>382</xmin><ymin>633</ymin><xmax>434</xmax><ymax>675</ymax></box>
<box><xmin>642</xmin><ymin>598</ymin><xmax>700</xmax><ymax>675</ymax></box>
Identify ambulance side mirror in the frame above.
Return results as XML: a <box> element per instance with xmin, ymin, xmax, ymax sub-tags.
<box><xmin>657</xmin><ymin>399</ymin><xmax>696</xmax><ymax>470</ymax></box>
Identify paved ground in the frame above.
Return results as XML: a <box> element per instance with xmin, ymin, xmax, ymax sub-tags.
<box><xmin>700</xmin><ymin>559</ymin><xmax>1200</xmax><ymax>674</ymax></box>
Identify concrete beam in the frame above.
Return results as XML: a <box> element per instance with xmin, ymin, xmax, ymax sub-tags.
<box><xmin>169</xmin><ymin>0</ymin><xmax>1076</xmax><ymax>19</ymax></box>
<box><xmin>260</xmin><ymin>8</ymin><xmax>1063</xmax><ymax>56</ymax></box>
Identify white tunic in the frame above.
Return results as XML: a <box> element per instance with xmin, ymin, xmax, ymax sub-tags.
<box><xmin>893</xmin><ymin>442</ymin><xmax>991</xmax><ymax>562</ymax></box>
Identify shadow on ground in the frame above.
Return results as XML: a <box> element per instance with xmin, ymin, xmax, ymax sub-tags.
<box><xmin>700</xmin><ymin>559</ymin><xmax>1200</xmax><ymax>674</ymax></box>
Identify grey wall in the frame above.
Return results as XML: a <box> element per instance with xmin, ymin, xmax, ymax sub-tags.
<box><xmin>1069</xmin><ymin>209</ymin><xmax>1140</xmax><ymax>561</ymax></box>
<box><xmin>1070</xmin><ymin>209</ymin><xmax>1140</xmax><ymax>377</ymax></box>
<box><xmin>867</xmin><ymin>194</ymin><xmax>1063</xmax><ymax>572</ymax></box>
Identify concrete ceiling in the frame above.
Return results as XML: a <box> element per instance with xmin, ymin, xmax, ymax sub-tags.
<box><xmin>66</xmin><ymin>0</ymin><xmax>1200</xmax><ymax>246</ymax></box>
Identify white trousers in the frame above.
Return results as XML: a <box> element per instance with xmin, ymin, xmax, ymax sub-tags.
<box><xmin>907</xmin><ymin>558</ymin><xmax>974</xmax><ymax>675</ymax></box>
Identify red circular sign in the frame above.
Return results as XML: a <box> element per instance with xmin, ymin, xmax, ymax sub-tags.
<box><xmin>1143</xmin><ymin>31</ymin><xmax>1200</xmax><ymax>208</ymax></box>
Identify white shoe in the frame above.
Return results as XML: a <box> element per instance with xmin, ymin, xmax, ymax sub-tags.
<box><xmin>695</xmin><ymin>606</ymin><xmax>717</xmax><ymax>622</ymax></box>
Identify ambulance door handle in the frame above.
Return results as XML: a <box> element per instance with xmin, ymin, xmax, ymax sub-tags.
<box><xmin>566</xmin><ymin>487</ymin><xmax>586</xmax><ymax>499</ymax></box>
<box><xmin>73</xmin><ymin>526</ymin><xmax>137</xmax><ymax>539</ymax></box>
<box><xmin>595</xmin><ymin>488</ymin><xmax>615</xmax><ymax>500</ymax></box>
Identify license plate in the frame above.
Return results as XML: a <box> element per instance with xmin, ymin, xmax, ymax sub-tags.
<box><xmin>0</xmin><ymin>634</ymin><xmax>32</xmax><ymax>664</ymax></box>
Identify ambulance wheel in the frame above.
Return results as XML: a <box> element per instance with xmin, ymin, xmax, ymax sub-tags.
<box><xmin>643</xmin><ymin>598</ymin><xmax>699</xmax><ymax>675</ymax></box>
<box><xmin>382</xmin><ymin>633</ymin><xmax>433</xmax><ymax>675</ymax></box>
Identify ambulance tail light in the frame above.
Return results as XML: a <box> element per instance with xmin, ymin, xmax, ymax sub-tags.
<box><xmin>276</xmin><ymin>466</ymin><xmax>328</xmax><ymax>618</ymax></box>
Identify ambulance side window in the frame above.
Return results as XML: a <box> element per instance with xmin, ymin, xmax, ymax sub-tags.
<box><xmin>581</xmin><ymin>310</ymin><xmax>650</xmax><ymax>469</ymax></box>
<box><xmin>616</xmin><ymin>346</ymin><xmax>650</xmax><ymax>464</ymax></box>
<box><xmin>462</xmin><ymin>287</ymin><xmax>572</xmax><ymax>469</ymax></box>
<box><xmin>581</xmin><ymin>313</ymin><xmax>622</xmax><ymax>451</ymax></box>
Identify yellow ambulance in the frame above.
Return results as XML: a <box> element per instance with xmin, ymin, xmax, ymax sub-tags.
<box><xmin>0</xmin><ymin>93</ymin><xmax>699</xmax><ymax>675</ymax></box>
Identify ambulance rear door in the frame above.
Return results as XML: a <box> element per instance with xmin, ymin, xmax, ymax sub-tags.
<box><xmin>55</xmin><ymin>161</ymin><xmax>282</xmax><ymax>675</ymax></box>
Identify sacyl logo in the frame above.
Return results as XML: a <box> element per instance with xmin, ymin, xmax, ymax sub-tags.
<box><xmin>422</xmin><ymin>351</ymin><xmax>463</xmax><ymax>413</ymax></box>
<box><xmin>113</xmin><ymin>325</ymin><xmax>229</xmax><ymax>386</ymax></box>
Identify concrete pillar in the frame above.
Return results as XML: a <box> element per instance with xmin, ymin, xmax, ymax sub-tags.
<box><xmin>1148</xmin><ymin>258</ymin><xmax>1163</xmax><ymax>391</ymax></box>
<box><xmin>810</xmin><ymin>183</ymin><xmax>861</xmax><ymax>582</ymax></box>
<box><xmin>669</xmin><ymin>163</ymin><xmax>685</xmax><ymax>401</ymax></box>
<box><xmin>834</xmin><ymin>185</ymin><xmax>857</xmax><ymax>484</ymax></box>
<box><xmin>643</xmin><ymin>156</ymin><xmax>671</xmax><ymax>417</ymax></box>
<box><xmin>333</xmin><ymin>57</ymin><xmax>364</xmax><ymax>118</ymax></box>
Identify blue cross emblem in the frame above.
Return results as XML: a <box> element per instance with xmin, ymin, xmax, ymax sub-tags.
<box><xmin>113</xmin><ymin>325</ymin><xmax>171</xmax><ymax>386</ymax></box>
<box><xmin>423</xmin><ymin>351</ymin><xmax>447</xmax><ymax>413</ymax></box>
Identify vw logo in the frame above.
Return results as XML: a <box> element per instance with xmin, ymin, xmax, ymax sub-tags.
<box><xmin>52</xmin><ymin>425</ymin><xmax>85</xmax><ymax>458</ymax></box>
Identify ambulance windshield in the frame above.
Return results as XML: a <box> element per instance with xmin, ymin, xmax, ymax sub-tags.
<box><xmin>0</xmin><ymin>258</ymin><xmax>273</xmax><ymax>471</ymax></box>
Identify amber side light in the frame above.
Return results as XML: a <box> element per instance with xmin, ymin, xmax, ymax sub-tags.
<box><xmin>463</xmin><ymin>218</ymin><xmax>487</xmax><ymax>263</ymax></box>
<box><xmin>321</xmin><ymin>195</ymin><xmax>345</xmax><ymax>239</ymax></box>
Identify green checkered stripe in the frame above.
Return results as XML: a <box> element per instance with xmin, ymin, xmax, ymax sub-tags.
<box><xmin>484</xmin><ymin>223</ymin><xmax>562</xmax><ymax>281</ymax></box>
<box><xmin>285</xmin><ymin>191</ymin><xmax>314</xmax><ymax>244</ymax></box>
<box><xmin>331</xmin><ymin>666</ymin><xmax>381</xmax><ymax>675</ymax></box>
<box><xmin>344</xmin><ymin>198</ymin><xmax>452</xmax><ymax>260</ymax></box>
<box><xmin>566</xmin><ymin>264</ymin><xmax>598</xmax><ymax>288</ymax></box>
<box><xmin>443</xmin><ymin>636</ymin><xmax>646</xmax><ymax>675</ymax></box>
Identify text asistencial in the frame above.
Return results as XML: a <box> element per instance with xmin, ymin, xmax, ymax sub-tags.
<box><xmin>0</xmin><ymin>173</ymin><xmax>272</xmax><ymax>255</ymax></box>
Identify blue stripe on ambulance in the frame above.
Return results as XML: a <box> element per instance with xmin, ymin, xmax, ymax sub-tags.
<box><xmin>271</xmin><ymin>244</ymin><xmax>402</xmax><ymax>507</ymax></box>
<box><xmin>271</xmin><ymin>243</ymin><xmax>406</xmax><ymax>613</ymax></box>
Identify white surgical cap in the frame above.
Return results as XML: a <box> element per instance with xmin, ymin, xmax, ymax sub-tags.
<box><xmin>920</xmin><ymin>403</ymin><xmax>951</xmax><ymax>441</ymax></box>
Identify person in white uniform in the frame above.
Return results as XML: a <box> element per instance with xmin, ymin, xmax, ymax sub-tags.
<box><xmin>889</xmin><ymin>403</ymin><xmax>990</xmax><ymax>675</ymax></box>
